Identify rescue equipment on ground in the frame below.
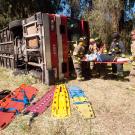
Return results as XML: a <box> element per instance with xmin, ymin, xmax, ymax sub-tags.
<box><xmin>23</xmin><ymin>86</ymin><xmax>55</xmax><ymax>125</ymax></box>
<box><xmin>0</xmin><ymin>84</ymin><xmax>38</xmax><ymax>129</ymax></box>
<box><xmin>52</xmin><ymin>84</ymin><xmax>70</xmax><ymax>118</ymax></box>
<box><xmin>68</xmin><ymin>86</ymin><xmax>95</xmax><ymax>119</ymax></box>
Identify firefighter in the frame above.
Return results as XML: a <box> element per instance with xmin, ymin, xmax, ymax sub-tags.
<box><xmin>95</xmin><ymin>38</ymin><xmax>108</xmax><ymax>77</ymax></box>
<box><xmin>88</xmin><ymin>38</ymin><xmax>97</xmax><ymax>72</ymax></box>
<box><xmin>92</xmin><ymin>37</ymin><xmax>107</xmax><ymax>54</ymax></box>
<box><xmin>109</xmin><ymin>32</ymin><xmax>126</xmax><ymax>77</ymax></box>
<box><xmin>72</xmin><ymin>37</ymin><xmax>86</xmax><ymax>81</ymax></box>
<box><xmin>129</xmin><ymin>29</ymin><xmax>135</xmax><ymax>89</ymax></box>
<box><xmin>89</xmin><ymin>38</ymin><xmax>97</xmax><ymax>54</ymax></box>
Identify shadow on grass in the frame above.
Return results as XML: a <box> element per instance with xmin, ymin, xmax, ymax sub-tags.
<box><xmin>56</xmin><ymin>70</ymin><xmax>130</xmax><ymax>84</ymax></box>
<box><xmin>93</xmin><ymin>70</ymin><xmax>130</xmax><ymax>82</ymax></box>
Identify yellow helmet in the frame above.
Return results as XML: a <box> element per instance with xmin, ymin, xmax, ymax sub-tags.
<box><xmin>103</xmin><ymin>49</ymin><xmax>107</xmax><ymax>53</ymax></box>
<box><xmin>79</xmin><ymin>42</ymin><xmax>85</xmax><ymax>46</ymax></box>
<box><xmin>79</xmin><ymin>37</ymin><xmax>84</xmax><ymax>42</ymax></box>
<box><xmin>89</xmin><ymin>38</ymin><xmax>95</xmax><ymax>43</ymax></box>
<box><xmin>130</xmin><ymin>56</ymin><xmax>135</xmax><ymax>61</ymax></box>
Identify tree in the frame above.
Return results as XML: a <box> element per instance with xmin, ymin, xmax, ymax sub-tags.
<box><xmin>0</xmin><ymin>0</ymin><xmax>62</xmax><ymax>28</ymax></box>
<box><xmin>67</xmin><ymin>0</ymin><xmax>92</xmax><ymax>18</ymax></box>
<box><xmin>67</xmin><ymin>0</ymin><xmax>81</xmax><ymax>18</ymax></box>
<box><xmin>83</xmin><ymin>0</ymin><xmax>135</xmax><ymax>52</ymax></box>
<box><xmin>83</xmin><ymin>0</ymin><xmax>125</xmax><ymax>43</ymax></box>
<box><xmin>124</xmin><ymin>0</ymin><xmax>135</xmax><ymax>24</ymax></box>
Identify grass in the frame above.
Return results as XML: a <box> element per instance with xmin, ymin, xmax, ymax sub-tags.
<box><xmin>0</xmin><ymin>63</ymin><xmax>135</xmax><ymax>135</ymax></box>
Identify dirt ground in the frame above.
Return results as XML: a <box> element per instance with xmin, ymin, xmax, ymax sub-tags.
<box><xmin>1</xmin><ymin>66</ymin><xmax>135</xmax><ymax>135</ymax></box>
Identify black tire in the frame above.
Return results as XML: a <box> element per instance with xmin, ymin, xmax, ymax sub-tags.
<box><xmin>9</xmin><ymin>20</ymin><xmax>22</xmax><ymax>29</ymax></box>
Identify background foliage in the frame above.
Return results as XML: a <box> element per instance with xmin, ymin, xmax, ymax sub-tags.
<box><xmin>0</xmin><ymin>0</ymin><xmax>134</xmax><ymax>52</ymax></box>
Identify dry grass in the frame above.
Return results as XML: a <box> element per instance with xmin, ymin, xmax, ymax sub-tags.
<box><xmin>0</xmin><ymin>64</ymin><xmax>135</xmax><ymax>135</ymax></box>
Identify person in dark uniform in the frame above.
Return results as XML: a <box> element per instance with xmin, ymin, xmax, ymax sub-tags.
<box><xmin>109</xmin><ymin>32</ymin><xmax>125</xmax><ymax>77</ymax></box>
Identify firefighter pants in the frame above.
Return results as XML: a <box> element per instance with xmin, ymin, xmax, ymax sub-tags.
<box><xmin>74</xmin><ymin>63</ymin><xmax>82</xmax><ymax>78</ymax></box>
<box><xmin>72</xmin><ymin>57</ymin><xmax>82</xmax><ymax>78</ymax></box>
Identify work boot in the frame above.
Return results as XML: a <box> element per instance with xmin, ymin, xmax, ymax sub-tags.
<box><xmin>77</xmin><ymin>77</ymin><xmax>85</xmax><ymax>81</ymax></box>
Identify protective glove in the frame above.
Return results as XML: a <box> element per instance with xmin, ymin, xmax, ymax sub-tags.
<box><xmin>108</xmin><ymin>51</ymin><xmax>112</xmax><ymax>55</ymax></box>
<box><xmin>121</xmin><ymin>54</ymin><xmax>125</xmax><ymax>58</ymax></box>
<box><xmin>129</xmin><ymin>56</ymin><xmax>134</xmax><ymax>61</ymax></box>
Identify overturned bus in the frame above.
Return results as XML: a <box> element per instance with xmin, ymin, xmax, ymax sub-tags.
<box><xmin>0</xmin><ymin>12</ymin><xmax>89</xmax><ymax>85</ymax></box>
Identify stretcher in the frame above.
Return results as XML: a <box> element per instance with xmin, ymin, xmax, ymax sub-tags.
<box><xmin>94</xmin><ymin>61</ymin><xmax>129</xmax><ymax>64</ymax></box>
<box><xmin>83</xmin><ymin>56</ymin><xmax>130</xmax><ymax>64</ymax></box>
<box><xmin>0</xmin><ymin>84</ymin><xmax>38</xmax><ymax>129</ymax></box>
<box><xmin>52</xmin><ymin>84</ymin><xmax>70</xmax><ymax>118</ymax></box>
<box><xmin>24</xmin><ymin>86</ymin><xmax>55</xmax><ymax>124</ymax></box>
<box><xmin>69</xmin><ymin>86</ymin><xmax>95</xmax><ymax>119</ymax></box>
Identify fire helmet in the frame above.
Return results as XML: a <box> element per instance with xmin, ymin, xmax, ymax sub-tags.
<box><xmin>112</xmin><ymin>32</ymin><xmax>120</xmax><ymax>39</ymax></box>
